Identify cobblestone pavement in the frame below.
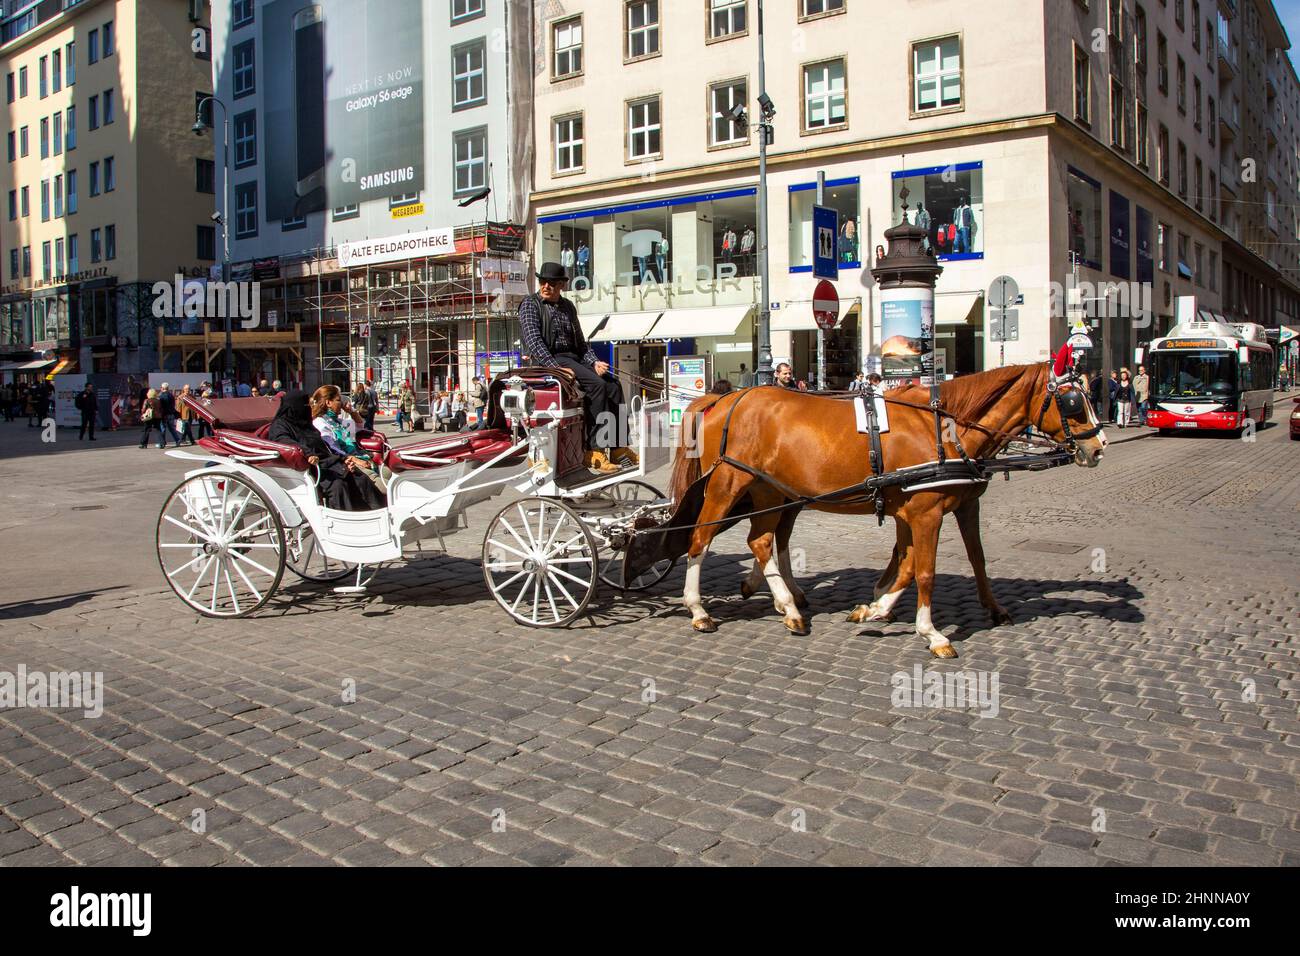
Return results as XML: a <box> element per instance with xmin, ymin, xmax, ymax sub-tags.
<box><xmin>1</xmin><ymin>406</ymin><xmax>1298</xmax><ymax>866</ymax></box>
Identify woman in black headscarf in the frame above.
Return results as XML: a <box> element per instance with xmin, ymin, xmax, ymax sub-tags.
<box><xmin>268</xmin><ymin>390</ymin><xmax>385</xmax><ymax>510</ymax></box>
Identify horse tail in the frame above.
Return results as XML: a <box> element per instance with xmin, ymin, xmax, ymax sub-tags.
<box><xmin>669</xmin><ymin>393</ymin><xmax>724</xmax><ymax>505</ymax></box>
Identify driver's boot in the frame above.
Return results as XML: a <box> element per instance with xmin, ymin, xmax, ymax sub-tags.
<box><xmin>585</xmin><ymin>449</ymin><xmax>619</xmax><ymax>474</ymax></box>
<box><xmin>608</xmin><ymin>446</ymin><xmax>639</xmax><ymax>467</ymax></box>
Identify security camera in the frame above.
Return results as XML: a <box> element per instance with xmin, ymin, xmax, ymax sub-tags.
<box><xmin>758</xmin><ymin>92</ymin><xmax>776</xmax><ymax>118</ymax></box>
<box><xmin>210</xmin><ymin>212</ymin><xmax>223</xmax><ymax>224</ymax></box>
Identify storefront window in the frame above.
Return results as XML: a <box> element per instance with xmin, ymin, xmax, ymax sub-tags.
<box><xmin>788</xmin><ymin>177</ymin><xmax>860</xmax><ymax>271</ymax></box>
<box><xmin>1066</xmin><ymin>165</ymin><xmax>1102</xmax><ymax>269</ymax></box>
<box><xmin>891</xmin><ymin>162</ymin><xmax>984</xmax><ymax>260</ymax></box>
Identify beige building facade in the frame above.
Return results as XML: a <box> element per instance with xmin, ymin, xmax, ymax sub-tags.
<box><xmin>531</xmin><ymin>0</ymin><xmax>1300</xmax><ymax>391</ymax></box>
<box><xmin>0</xmin><ymin>0</ymin><xmax>216</xmax><ymax>378</ymax></box>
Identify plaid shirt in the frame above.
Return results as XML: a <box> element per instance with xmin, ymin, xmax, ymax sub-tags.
<box><xmin>517</xmin><ymin>293</ymin><xmax>597</xmax><ymax>368</ymax></box>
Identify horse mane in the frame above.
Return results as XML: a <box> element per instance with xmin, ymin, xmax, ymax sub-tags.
<box><xmin>931</xmin><ymin>362</ymin><xmax>1044</xmax><ymax>423</ymax></box>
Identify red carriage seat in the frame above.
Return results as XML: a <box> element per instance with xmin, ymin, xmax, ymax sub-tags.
<box><xmin>385</xmin><ymin>429</ymin><xmax>519</xmax><ymax>472</ymax></box>
<box><xmin>197</xmin><ymin>429</ymin><xmax>311</xmax><ymax>470</ymax></box>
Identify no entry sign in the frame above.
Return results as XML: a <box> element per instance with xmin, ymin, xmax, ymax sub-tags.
<box><xmin>813</xmin><ymin>280</ymin><xmax>839</xmax><ymax>330</ymax></box>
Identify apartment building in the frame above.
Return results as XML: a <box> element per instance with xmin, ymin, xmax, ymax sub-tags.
<box><xmin>0</xmin><ymin>0</ymin><xmax>217</xmax><ymax>379</ymax></box>
<box><xmin>530</xmin><ymin>0</ymin><xmax>1300</xmax><ymax>389</ymax></box>
<box><xmin>207</xmin><ymin>0</ymin><xmax>534</xmax><ymax>393</ymax></box>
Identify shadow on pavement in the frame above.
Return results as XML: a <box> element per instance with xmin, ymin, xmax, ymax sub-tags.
<box><xmin>0</xmin><ymin>586</ymin><xmax>129</xmax><ymax>620</ymax></box>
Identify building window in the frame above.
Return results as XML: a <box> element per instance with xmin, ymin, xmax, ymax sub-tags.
<box><xmin>103</xmin><ymin>89</ymin><xmax>115</xmax><ymax>125</ymax></box>
<box><xmin>1193</xmin><ymin>156</ymin><xmax>1202</xmax><ymax>210</ymax></box>
<box><xmin>65</xmin><ymin>106</ymin><xmax>75</xmax><ymax>151</ymax></box>
<box><xmin>1066</xmin><ymin>166</ymin><xmax>1102</xmax><ymax>269</ymax></box>
<box><xmin>233</xmin><ymin>40</ymin><xmax>255</xmax><ymax>98</ymax></box>
<box><xmin>232</xmin><ymin>0</ymin><xmax>255</xmax><ymax>29</ymax></box>
<box><xmin>91</xmin><ymin>228</ymin><xmax>101</xmax><ymax>263</ymax></box>
<box><xmin>40</xmin><ymin>118</ymin><xmax>48</xmax><ymax>159</ymax></box>
<box><xmin>1156</xmin><ymin>32</ymin><xmax>1167</xmax><ymax>94</ymax></box>
<box><xmin>4</xmin><ymin>131</ymin><xmax>11</xmax><ymax>162</ymax></box>
<box><xmin>1208</xmin><ymin>170</ymin><xmax>1217</xmax><ymax>221</ymax></box>
<box><xmin>1135</xmin><ymin>5</ymin><xmax>1147</xmax><ymax>73</ymax></box>
<box><xmin>1208</xmin><ymin>249</ymin><xmax>1217</xmax><ymax>291</ymax></box>
<box><xmin>1157</xmin><ymin>124</ymin><xmax>1169</xmax><ymax>185</ymax></box>
<box><xmin>89</xmin><ymin>161</ymin><xmax>100</xmax><ymax>196</ymax></box>
<box><xmin>22</xmin><ymin>246</ymin><xmax>30</xmax><ymax>277</ymax></box>
<box><xmin>710</xmin><ymin>79</ymin><xmax>748</xmax><ymax>147</ymax></box>
<box><xmin>52</xmin><ymin>50</ymin><xmax>61</xmax><ymax>94</ymax></box>
<box><xmin>1175</xmin><ymin>0</ymin><xmax>1185</xmax><ymax>30</ymax></box>
<box><xmin>104</xmin><ymin>156</ymin><xmax>115</xmax><ymax>192</ymax></box>
<box><xmin>1110</xmin><ymin>78</ymin><xmax>1124</xmax><ymax>147</ymax></box>
<box><xmin>42</xmin><ymin>242</ymin><xmax>50</xmax><ymax>282</ymax></box>
<box><xmin>196</xmin><ymin>158</ymin><xmax>215</xmax><ymax>193</ymax></box>
<box><xmin>894</xmin><ymin>163</ymin><xmax>984</xmax><ymax>260</ymax></box>
<box><xmin>1191</xmin><ymin>0</ymin><xmax>1200</xmax><ymax>48</ymax></box>
<box><xmin>281</xmin><ymin>213</ymin><xmax>306</xmax><ymax>232</ymax></box>
<box><xmin>452</xmin><ymin>41</ymin><xmax>486</xmax><ymax>110</ymax></box>
<box><xmin>6</xmin><ymin>190</ymin><xmax>14</xmax><ymax>221</ymax></box>
<box><xmin>331</xmin><ymin>204</ymin><xmax>359</xmax><ymax>221</ymax></box>
<box><xmin>1136</xmin><ymin>102</ymin><xmax>1149</xmax><ymax>166</ymax></box>
<box><xmin>235</xmin><ymin>182</ymin><xmax>258</xmax><ymax>238</ymax></box>
<box><xmin>552</xmin><ymin>17</ymin><xmax>583</xmax><ymax>78</ymax></box>
<box><xmin>39</xmin><ymin>55</ymin><xmax>46</xmax><ymax>98</ymax></box>
<box><xmin>55</xmin><ymin>238</ymin><xmax>63</xmax><ymax>278</ymax></box>
<box><xmin>88</xmin><ymin>95</ymin><xmax>99</xmax><ymax>130</ymax></box>
<box><xmin>1208</xmin><ymin>96</ymin><xmax>1216</xmax><ymax>146</ymax></box>
<box><xmin>1193</xmin><ymin>77</ymin><xmax>1201</xmax><ymax>129</ymax></box>
<box><xmin>801</xmin><ymin>0</ymin><xmax>844</xmax><ymax>18</ymax></box>
<box><xmin>53</xmin><ymin>174</ymin><xmax>62</xmax><ymax>218</ymax></box>
<box><xmin>626</xmin><ymin>96</ymin><xmax>661</xmax><ymax>160</ymax></box>
<box><xmin>6</xmin><ymin>72</ymin><xmax>12</xmax><ymax>104</ymax></box>
<box><xmin>554</xmin><ymin>114</ymin><xmax>584</xmax><ymax>173</ymax></box>
<box><xmin>803</xmin><ymin>58</ymin><xmax>847</xmax><ymax>131</ymax></box>
<box><xmin>233</xmin><ymin>110</ymin><xmax>257</xmax><ymax>168</ymax></box>
<box><xmin>453</xmin><ymin>127</ymin><xmax>487</xmax><ymax>193</ymax></box>
<box><xmin>88</xmin><ymin>29</ymin><xmax>99</xmax><ymax>64</ymax></box>
<box><xmin>40</xmin><ymin>180</ymin><xmax>48</xmax><ymax>222</ymax></box>
<box><xmin>912</xmin><ymin>35</ymin><xmax>962</xmax><ymax>114</ymax></box>
<box><xmin>197</xmin><ymin>225</ymin><xmax>216</xmax><ymax>261</ymax></box>
<box><xmin>389</xmin><ymin>192</ymin><xmax>420</xmax><ymax>209</ymax></box>
<box><xmin>68</xmin><ymin>234</ymin><xmax>77</xmax><ymax>275</ymax></box>
<box><xmin>66</xmin><ymin>170</ymin><xmax>76</xmax><ymax>214</ymax></box>
<box><xmin>8</xmin><ymin>249</ymin><xmax>16</xmax><ymax>280</ymax></box>
<box><xmin>1176</xmin><ymin>141</ymin><xmax>1187</xmax><ymax>198</ymax></box>
<box><xmin>451</xmin><ymin>0</ymin><xmax>485</xmax><ymax>23</ymax></box>
<box><xmin>53</xmin><ymin>113</ymin><xmax>62</xmax><ymax>156</ymax></box>
<box><xmin>18</xmin><ymin>66</ymin><xmax>26</xmax><ymax>98</ymax></box>
<box><xmin>103</xmin><ymin>21</ymin><xmax>114</xmax><ymax>57</ymax></box>
<box><xmin>710</xmin><ymin>0</ymin><xmax>747</xmax><ymax>40</ymax></box>
<box><xmin>105</xmin><ymin>224</ymin><xmax>116</xmax><ymax>261</ymax></box>
<box><xmin>626</xmin><ymin>1</ymin><xmax>660</xmax><ymax>61</ymax></box>
<box><xmin>1073</xmin><ymin>45</ymin><xmax>1090</xmax><ymax>124</ymax></box>
<box><xmin>19</xmin><ymin>126</ymin><xmax>27</xmax><ymax>158</ymax></box>
<box><xmin>1176</xmin><ymin>56</ymin><xmax>1185</xmax><ymax>112</ymax></box>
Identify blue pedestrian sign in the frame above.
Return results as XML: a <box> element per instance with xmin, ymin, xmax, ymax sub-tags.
<box><xmin>813</xmin><ymin>204</ymin><xmax>839</xmax><ymax>280</ymax></box>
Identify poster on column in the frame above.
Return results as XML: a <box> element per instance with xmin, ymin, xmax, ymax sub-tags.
<box><xmin>879</xmin><ymin>287</ymin><xmax>931</xmax><ymax>381</ymax></box>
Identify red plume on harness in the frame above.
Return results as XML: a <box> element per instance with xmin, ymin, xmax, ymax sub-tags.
<box><xmin>1052</xmin><ymin>344</ymin><xmax>1074</xmax><ymax>379</ymax></box>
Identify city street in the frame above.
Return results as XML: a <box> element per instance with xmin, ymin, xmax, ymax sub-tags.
<box><xmin>1</xmin><ymin>410</ymin><xmax>1298</xmax><ymax>867</ymax></box>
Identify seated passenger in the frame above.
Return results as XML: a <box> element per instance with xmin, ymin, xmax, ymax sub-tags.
<box><xmin>267</xmin><ymin>387</ymin><xmax>387</xmax><ymax>510</ymax></box>
<box><xmin>517</xmin><ymin>261</ymin><xmax>639</xmax><ymax>474</ymax></box>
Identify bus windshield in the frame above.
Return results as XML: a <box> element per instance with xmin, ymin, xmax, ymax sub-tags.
<box><xmin>1152</xmin><ymin>350</ymin><xmax>1238</xmax><ymax>399</ymax></box>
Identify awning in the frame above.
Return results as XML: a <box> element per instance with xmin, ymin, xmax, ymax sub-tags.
<box><xmin>936</xmin><ymin>292</ymin><xmax>983</xmax><ymax>325</ymax></box>
<box><xmin>645</xmin><ymin>305</ymin><xmax>753</xmax><ymax>340</ymax></box>
<box><xmin>0</xmin><ymin>358</ymin><xmax>54</xmax><ymax>372</ymax></box>
<box><xmin>47</xmin><ymin>358</ymin><xmax>72</xmax><ymax>378</ymax></box>
<box><xmin>771</xmin><ymin>307</ymin><xmax>823</xmax><ymax>332</ymax></box>
<box><xmin>578</xmin><ymin>313</ymin><xmax>608</xmax><ymax>338</ymax></box>
<box><xmin>590</xmin><ymin>311</ymin><xmax>663</xmax><ymax>342</ymax></box>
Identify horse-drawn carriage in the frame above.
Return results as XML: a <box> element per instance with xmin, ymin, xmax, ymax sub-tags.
<box><xmin>155</xmin><ymin>371</ymin><xmax>675</xmax><ymax>626</ymax></box>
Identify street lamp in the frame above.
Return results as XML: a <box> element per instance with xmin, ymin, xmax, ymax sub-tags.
<box><xmin>753</xmin><ymin>1</ymin><xmax>776</xmax><ymax>386</ymax></box>
<box><xmin>193</xmin><ymin>95</ymin><xmax>232</xmax><ymax>392</ymax></box>
<box><xmin>459</xmin><ymin>186</ymin><xmax>492</xmax><ymax>381</ymax></box>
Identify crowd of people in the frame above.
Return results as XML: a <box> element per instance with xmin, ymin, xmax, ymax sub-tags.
<box><xmin>1</xmin><ymin>380</ymin><xmax>53</xmax><ymax>426</ymax></box>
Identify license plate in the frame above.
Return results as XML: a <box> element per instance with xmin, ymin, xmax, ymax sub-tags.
<box><xmin>1175</xmin><ymin>421</ymin><xmax>1198</xmax><ymax>428</ymax></box>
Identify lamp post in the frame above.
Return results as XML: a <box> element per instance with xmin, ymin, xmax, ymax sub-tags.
<box><xmin>193</xmin><ymin>95</ymin><xmax>232</xmax><ymax>392</ymax></box>
<box><xmin>458</xmin><ymin>186</ymin><xmax>492</xmax><ymax>382</ymax></box>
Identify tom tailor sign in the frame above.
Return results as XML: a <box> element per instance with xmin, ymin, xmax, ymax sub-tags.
<box><xmin>337</xmin><ymin>228</ymin><xmax>455</xmax><ymax>267</ymax></box>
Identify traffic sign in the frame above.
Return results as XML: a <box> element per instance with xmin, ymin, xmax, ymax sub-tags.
<box><xmin>813</xmin><ymin>205</ymin><xmax>839</xmax><ymax>280</ymax></box>
<box><xmin>988</xmin><ymin>275</ymin><xmax>1019</xmax><ymax>308</ymax></box>
<box><xmin>1067</xmin><ymin>332</ymin><xmax>1093</xmax><ymax>349</ymax></box>
<box><xmin>989</xmin><ymin>308</ymin><xmax>1019</xmax><ymax>342</ymax></box>
<box><xmin>812</xmin><ymin>280</ymin><xmax>839</xmax><ymax>330</ymax></box>
<box><xmin>1280</xmin><ymin>326</ymin><xmax>1298</xmax><ymax>345</ymax></box>
<box><xmin>1069</xmin><ymin>318</ymin><xmax>1090</xmax><ymax>336</ymax></box>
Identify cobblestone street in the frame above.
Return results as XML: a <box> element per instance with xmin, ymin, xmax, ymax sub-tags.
<box><xmin>1</xmin><ymin>413</ymin><xmax>1298</xmax><ymax>867</ymax></box>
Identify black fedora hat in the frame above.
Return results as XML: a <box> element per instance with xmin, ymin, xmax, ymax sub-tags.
<box><xmin>535</xmin><ymin>261</ymin><xmax>569</xmax><ymax>282</ymax></box>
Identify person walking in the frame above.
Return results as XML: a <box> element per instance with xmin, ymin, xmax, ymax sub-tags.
<box><xmin>351</xmin><ymin>383</ymin><xmax>374</xmax><ymax>432</ymax></box>
<box><xmin>1115</xmin><ymin>370</ymin><xmax>1135</xmax><ymax>428</ymax></box>
<box><xmin>156</xmin><ymin>382</ymin><xmax>180</xmax><ymax>447</ymax></box>
<box><xmin>75</xmin><ymin>383</ymin><xmax>97</xmax><ymax>440</ymax></box>
<box><xmin>1133</xmin><ymin>364</ymin><xmax>1150</xmax><ymax>425</ymax></box>
<box><xmin>137</xmin><ymin>388</ymin><xmax>163</xmax><ymax>448</ymax></box>
<box><xmin>738</xmin><ymin>363</ymin><xmax>754</xmax><ymax>388</ymax></box>
<box><xmin>176</xmin><ymin>384</ymin><xmax>198</xmax><ymax>445</ymax></box>
<box><xmin>1106</xmin><ymin>371</ymin><xmax>1119</xmax><ymax>423</ymax></box>
<box><xmin>470</xmin><ymin>376</ymin><xmax>488</xmax><ymax>429</ymax></box>
<box><xmin>31</xmin><ymin>380</ymin><xmax>50</xmax><ymax>427</ymax></box>
<box><xmin>1</xmin><ymin>382</ymin><xmax>12</xmax><ymax>422</ymax></box>
<box><xmin>398</xmin><ymin>382</ymin><xmax>416</xmax><ymax>433</ymax></box>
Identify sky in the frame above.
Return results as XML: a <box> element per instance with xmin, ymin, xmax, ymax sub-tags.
<box><xmin>1281</xmin><ymin>0</ymin><xmax>1300</xmax><ymax>65</ymax></box>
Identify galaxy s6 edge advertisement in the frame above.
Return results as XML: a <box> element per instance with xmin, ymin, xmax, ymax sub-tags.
<box><xmin>262</xmin><ymin>0</ymin><xmax>424</xmax><ymax>221</ymax></box>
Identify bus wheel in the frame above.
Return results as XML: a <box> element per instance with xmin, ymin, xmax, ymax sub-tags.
<box><xmin>1158</xmin><ymin>428</ymin><xmax>1173</xmax><ymax>436</ymax></box>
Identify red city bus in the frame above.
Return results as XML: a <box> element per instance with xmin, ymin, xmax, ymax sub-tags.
<box><xmin>1145</xmin><ymin>321</ymin><xmax>1275</xmax><ymax>433</ymax></box>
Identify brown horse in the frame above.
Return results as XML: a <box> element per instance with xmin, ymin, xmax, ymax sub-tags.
<box><xmin>667</xmin><ymin>358</ymin><xmax>1106</xmax><ymax>657</ymax></box>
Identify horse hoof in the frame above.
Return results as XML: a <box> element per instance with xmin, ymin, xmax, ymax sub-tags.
<box><xmin>692</xmin><ymin>617</ymin><xmax>718</xmax><ymax>633</ymax></box>
<box><xmin>784</xmin><ymin>617</ymin><xmax>810</xmax><ymax>636</ymax></box>
<box><xmin>989</xmin><ymin>608</ymin><xmax>1013</xmax><ymax>626</ymax></box>
<box><xmin>848</xmin><ymin>605</ymin><xmax>892</xmax><ymax>624</ymax></box>
<box><xmin>930</xmin><ymin>644</ymin><xmax>958</xmax><ymax>659</ymax></box>
<box><xmin>740</xmin><ymin>581</ymin><xmax>756</xmax><ymax>599</ymax></box>
<box><xmin>793</xmin><ymin>591</ymin><xmax>810</xmax><ymax>609</ymax></box>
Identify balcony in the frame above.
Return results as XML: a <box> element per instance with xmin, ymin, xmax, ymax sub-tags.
<box><xmin>1218</xmin><ymin>0</ymin><xmax>1237</xmax><ymax>18</ymax></box>
<box><xmin>1220</xmin><ymin>166</ymin><xmax>1238</xmax><ymax>196</ymax></box>
<box><xmin>1217</xmin><ymin>38</ymin><xmax>1238</xmax><ymax>80</ymax></box>
<box><xmin>1219</xmin><ymin>108</ymin><xmax>1237</xmax><ymax>142</ymax></box>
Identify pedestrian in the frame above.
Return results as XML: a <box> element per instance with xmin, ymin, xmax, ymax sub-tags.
<box><xmin>738</xmin><ymin>363</ymin><xmax>754</xmax><ymax>388</ymax></box>
<box><xmin>398</xmin><ymin>382</ymin><xmax>416</xmax><ymax>433</ymax></box>
<box><xmin>867</xmin><ymin>373</ymin><xmax>883</xmax><ymax>388</ymax></box>
<box><xmin>1107</xmin><ymin>371</ymin><xmax>1119</xmax><ymax>423</ymax></box>
<box><xmin>775</xmin><ymin>363</ymin><xmax>803</xmax><ymax>391</ymax></box>
<box><xmin>351</xmin><ymin>382</ymin><xmax>375</xmax><ymax>432</ymax></box>
<box><xmin>470</xmin><ymin>376</ymin><xmax>488</xmax><ymax>429</ymax></box>
<box><xmin>138</xmin><ymin>388</ymin><xmax>163</xmax><ymax>448</ymax></box>
<box><xmin>177</xmin><ymin>384</ymin><xmax>198</xmax><ymax>445</ymax></box>
<box><xmin>433</xmin><ymin>392</ymin><xmax>452</xmax><ymax>432</ymax></box>
<box><xmin>1133</xmin><ymin>364</ymin><xmax>1150</xmax><ymax>425</ymax></box>
<box><xmin>157</xmin><ymin>382</ymin><xmax>180</xmax><ymax>447</ymax></box>
<box><xmin>451</xmin><ymin>390</ymin><xmax>467</xmax><ymax>430</ymax></box>
<box><xmin>1115</xmin><ymin>370</ymin><xmax>1135</xmax><ymax>428</ymax></box>
<box><xmin>75</xmin><ymin>383</ymin><xmax>97</xmax><ymax>440</ymax></box>
<box><xmin>0</xmin><ymin>382</ymin><xmax>11</xmax><ymax>422</ymax></box>
<box><xmin>272</xmin><ymin>379</ymin><xmax>285</xmax><ymax>398</ymax></box>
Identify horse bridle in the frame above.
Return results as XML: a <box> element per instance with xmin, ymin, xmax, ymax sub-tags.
<box><xmin>1036</xmin><ymin>370</ymin><xmax>1103</xmax><ymax>451</ymax></box>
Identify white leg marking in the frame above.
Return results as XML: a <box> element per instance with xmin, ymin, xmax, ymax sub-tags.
<box><xmin>916</xmin><ymin>604</ymin><xmax>950</xmax><ymax>650</ymax></box>
<box><xmin>683</xmin><ymin>551</ymin><xmax>711</xmax><ymax>623</ymax></box>
<box><xmin>776</xmin><ymin>541</ymin><xmax>805</xmax><ymax>605</ymax></box>
<box><xmin>764</xmin><ymin>550</ymin><xmax>798</xmax><ymax>619</ymax></box>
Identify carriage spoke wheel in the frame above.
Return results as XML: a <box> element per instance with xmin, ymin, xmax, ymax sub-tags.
<box><xmin>483</xmin><ymin>498</ymin><xmax>597</xmax><ymax>627</ymax></box>
<box><xmin>156</xmin><ymin>472</ymin><xmax>285</xmax><ymax>618</ymax></box>
<box><xmin>585</xmin><ymin>480</ymin><xmax>676</xmax><ymax>591</ymax></box>
<box><xmin>285</xmin><ymin>522</ymin><xmax>356</xmax><ymax>583</ymax></box>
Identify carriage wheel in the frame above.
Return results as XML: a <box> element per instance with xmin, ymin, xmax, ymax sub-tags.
<box><xmin>586</xmin><ymin>480</ymin><xmax>676</xmax><ymax>591</ymax></box>
<box><xmin>482</xmin><ymin>498</ymin><xmax>597</xmax><ymax>627</ymax></box>
<box><xmin>156</xmin><ymin>472</ymin><xmax>285</xmax><ymax>618</ymax></box>
<box><xmin>285</xmin><ymin>522</ymin><xmax>356</xmax><ymax>583</ymax></box>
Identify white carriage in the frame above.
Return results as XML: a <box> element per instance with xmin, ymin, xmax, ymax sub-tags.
<box><xmin>155</xmin><ymin>371</ymin><xmax>675</xmax><ymax>626</ymax></box>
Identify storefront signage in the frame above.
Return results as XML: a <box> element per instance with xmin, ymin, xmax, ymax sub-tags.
<box><xmin>31</xmin><ymin>267</ymin><xmax>110</xmax><ymax>289</ymax></box>
<box><xmin>487</xmin><ymin>222</ymin><xmax>525</xmax><ymax>255</ymax></box>
<box><xmin>478</xmin><ymin>257</ymin><xmax>529</xmax><ymax>296</ymax></box>
<box><xmin>392</xmin><ymin>202</ymin><xmax>425</xmax><ymax>220</ymax></box>
<box><xmin>570</xmin><ymin>265</ymin><xmax>745</xmax><ymax>306</ymax></box>
<box><xmin>337</xmin><ymin>227</ymin><xmax>455</xmax><ymax>268</ymax></box>
<box><xmin>1109</xmin><ymin>190</ymin><xmax>1131</xmax><ymax>280</ymax></box>
<box><xmin>253</xmin><ymin>257</ymin><xmax>282</xmax><ymax>281</ymax></box>
<box><xmin>665</xmin><ymin>356</ymin><xmax>709</xmax><ymax>426</ymax></box>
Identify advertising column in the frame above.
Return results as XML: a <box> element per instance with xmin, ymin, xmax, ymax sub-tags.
<box><xmin>879</xmin><ymin>287</ymin><xmax>932</xmax><ymax>386</ymax></box>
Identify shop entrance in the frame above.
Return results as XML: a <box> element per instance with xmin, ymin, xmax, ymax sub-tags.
<box><xmin>614</xmin><ymin>343</ymin><xmax>666</xmax><ymax>399</ymax></box>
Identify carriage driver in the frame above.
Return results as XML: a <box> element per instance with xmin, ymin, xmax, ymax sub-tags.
<box><xmin>517</xmin><ymin>261</ymin><xmax>639</xmax><ymax>475</ymax></box>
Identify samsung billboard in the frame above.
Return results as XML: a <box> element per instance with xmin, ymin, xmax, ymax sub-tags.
<box><xmin>262</xmin><ymin>0</ymin><xmax>425</xmax><ymax>221</ymax></box>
